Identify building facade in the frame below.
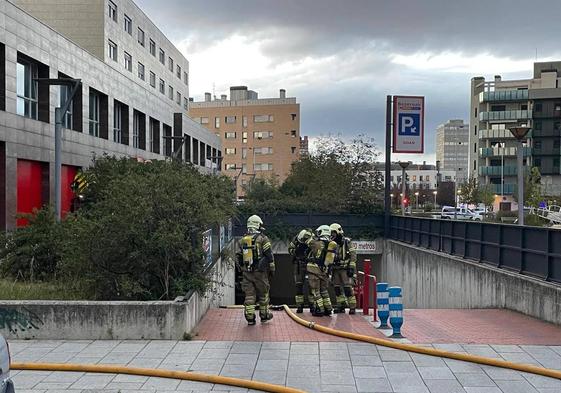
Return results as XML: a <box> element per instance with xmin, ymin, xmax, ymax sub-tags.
<box><xmin>0</xmin><ymin>0</ymin><xmax>220</xmax><ymax>229</ymax></box>
<box><xmin>300</xmin><ymin>135</ymin><xmax>309</xmax><ymax>158</ymax></box>
<box><xmin>189</xmin><ymin>86</ymin><xmax>300</xmax><ymax>197</ymax></box>
<box><xmin>436</xmin><ymin>119</ymin><xmax>469</xmax><ymax>183</ymax></box>
<box><xmin>470</xmin><ymin>62</ymin><xmax>561</xmax><ymax>208</ymax></box>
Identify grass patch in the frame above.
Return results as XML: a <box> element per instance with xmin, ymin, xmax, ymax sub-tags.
<box><xmin>0</xmin><ymin>279</ymin><xmax>83</xmax><ymax>300</ymax></box>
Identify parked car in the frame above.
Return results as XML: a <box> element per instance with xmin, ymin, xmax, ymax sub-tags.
<box><xmin>0</xmin><ymin>335</ymin><xmax>14</xmax><ymax>393</ymax></box>
<box><xmin>440</xmin><ymin>206</ymin><xmax>480</xmax><ymax>221</ymax></box>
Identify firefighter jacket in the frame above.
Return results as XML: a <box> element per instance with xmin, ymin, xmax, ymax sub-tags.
<box><xmin>334</xmin><ymin>237</ymin><xmax>357</xmax><ymax>270</ymax></box>
<box><xmin>236</xmin><ymin>232</ymin><xmax>275</xmax><ymax>273</ymax></box>
<box><xmin>288</xmin><ymin>235</ymin><xmax>311</xmax><ymax>262</ymax></box>
<box><xmin>306</xmin><ymin>238</ymin><xmax>337</xmax><ymax>271</ymax></box>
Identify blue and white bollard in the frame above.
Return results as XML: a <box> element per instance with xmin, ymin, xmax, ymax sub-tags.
<box><xmin>388</xmin><ymin>286</ymin><xmax>404</xmax><ymax>338</ymax></box>
<box><xmin>376</xmin><ymin>282</ymin><xmax>389</xmax><ymax>328</ymax></box>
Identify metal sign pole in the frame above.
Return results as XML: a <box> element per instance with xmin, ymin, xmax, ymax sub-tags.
<box><xmin>384</xmin><ymin>96</ymin><xmax>392</xmax><ymax>236</ymax></box>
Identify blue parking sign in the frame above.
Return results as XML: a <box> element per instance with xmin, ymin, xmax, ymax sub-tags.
<box><xmin>398</xmin><ymin>113</ymin><xmax>420</xmax><ymax>135</ymax></box>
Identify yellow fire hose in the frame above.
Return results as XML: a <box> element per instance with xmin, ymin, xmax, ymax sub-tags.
<box><xmin>11</xmin><ymin>304</ymin><xmax>561</xmax><ymax>393</ymax></box>
<box><xmin>282</xmin><ymin>304</ymin><xmax>561</xmax><ymax>380</ymax></box>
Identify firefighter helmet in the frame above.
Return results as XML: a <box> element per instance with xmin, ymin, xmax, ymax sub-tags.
<box><xmin>297</xmin><ymin>228</ymin><xmax>313</xmax><ymax>243</ymax></box>
<box><xmin>330</xmin><ymin>223</ymin><xmax>344</xmax><ymax>237</ymax></box>
<box><xmin>247</xmin><ymin>215</ymin><xmax>264</xmax><ymax>231</ymax></box>
<box><xmin>316</xmin><ymin>225</ymin><xmax>331</xmax><ymax>239</ymax></box>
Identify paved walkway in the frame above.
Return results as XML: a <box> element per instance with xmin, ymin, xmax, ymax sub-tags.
<box><xmin>10</xmin><ymin>339</ymin><xmax>561</xmax><ymax>392</ymax></box>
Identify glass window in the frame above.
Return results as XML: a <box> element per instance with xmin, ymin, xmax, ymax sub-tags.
<box><xmin>16</xmin><ymin>59</ymin><xmax>38</xmax><ymax>119</ymax></box>
<box><xmin>225</xmin><ymin>163</ymin><xmax>237</xmax><ymax>170</ymax></box>
<box><xmin>242</xmin><ymin>148</ymin><xmax>247</xmax><ymax>159</ymax></box>
<box><xmin>254</xmin><ymin>114</ymin><xmax>274</xmax><ymax>123</ymax></box>
<box><xmin>225</xmin><ymin>132</ymin><xmax>236</xmax><ymax>139</ymax></box>
<box><xmin>200</xmin><ymin>117</ymin><xmax>209</xmax><ymax>124</ymax></box>
<box><xmin>183</xmin><ymin>71</ymin><xmax>188</xmax><ymax>85</ymax></box>
<box><xmin>291</xmin><ymin>113</ymin><xmax>297</xmax><ymax>120</ymax></box>
<box><xmin>108</xmin><ymin>40</ymin><xmax>117</xmax><ymax>61</ymax></box>
<box><xmin>176</xmin><ymin>64</ymin><xmax>181</xmax><ymax>78</ymax></box>
<box><xmin>149</xmin><ymin>39</ymin><xmax>156</xmax><ymax>56</ymax></box>
<box><xmin>168</xmin><ymin>85</ymin><xmax>173</xmax><ymax>100</ymax></box>
<box><xmin>113</xmin><ymin>101</ymin><xmax>122</xmax><ymax>143</ymax></box>
<box><xmin>254</xmin><ymin>131</ymin><xmax>273</xmax><ymax>139</ymax></box>
<box><xmin>242</xmin><ymin>116</ymin><xmax>248</xmax><ymax>127</ymax></box>
<box><xmin>137</xmin><ymin>62</ymin><xmax>145</xmax><ymax>80</ymax></box>
<box><xmin>215</xmin><ymin>117</ymin><xmax>220</xmax><ymax>128</ymax></box>
<box><xmin>137</xmin><ymin>27</ymin><xmax>145</xmax><ymax>46</ymax></box>
<box><xmin>242</xmin><ymin>131</ymin><xmax>248</xmax><ymax>144</ymax></box>
<box><xmin>108</xmin><ymin>1</ymin><xmax>117</xmax><ymax>22</ymax></box>
<box><xmin>133</xmin><ymin>110</ymin><xmax>140</xmax><ymax>148</ymax></box>
<box><xmin>168</xmin><ymin>57</ymin><xmax>174</xmax><ymax>72</ymax></box>
<box><xmin>176</xmin><ymin>91</ymin><xmax>181</xmax><ymax>105</ymax></box>
<box><xmin>159</xmin><ymin>48</ymin><xmax>165</xmax><ymax>65</ymax></box>
<box><xmin>159</xmin><ymin>78</ymin><xmax>165</xmax><ymax>94</ymax></box>
<box><xmin>225</xmin><ymin>148</ymin><xmax>236</xmax><ymax>155</ymax></box>
<box><xmin>225</xmin><ymin>116</ymin><xmax>236</xmax><ymax>124</ymax></box>
<box><xmin>124</xmin><ymin>15</ymin><xmax>132</xmax><ymax>35</ymax></box>
<box><xmin>88</xmin><ymin>91</ymin><xmax>99</xmax><ymax>137</ymax></box>
<box><xmin>290</xmin><ymin>130</ymin><xmax>297</xmax><ymax>137</ymax></box>
<box><xmin>60</xmin><ymin>85</ymin><xmax>73</xmax><ymax>129</ymax></box>
<box><xmin>149</xmin><ymin>71</ymin><xmax>156</xmax><ymax>88</ymax></box>
<box><xmin>124</xmin><ymin>51</ymin><xmax>132</xmax><ymax>72</ymax></box>
<box><xmin>183</xmin><ymin>97</ymin><xmax>188</xmax><ymax>110</ymax></box>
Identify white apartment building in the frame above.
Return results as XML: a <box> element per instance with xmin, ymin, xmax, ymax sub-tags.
<box><xmin>436</xmin><ymin>119</ymin><xmax>469</xmax><ymax>183</ymax></box>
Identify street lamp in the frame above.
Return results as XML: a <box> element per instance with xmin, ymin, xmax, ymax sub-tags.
<box><xmin>414</xmin><ymin>191</ymin><xmax>419</xmax><ymax>210</ymax></box>
<box><xmin>398</xmin><ymin>161</ymin><xmax>410</xmax><ymax>215</ymax></box>
<box><xmin>433</xmin><ymin>190</ymin><xmax>438</xmax><ymax>207</ymax></box>
<box><xmin>390</xmin><ymin>194</ymin><xmax>394</xmax><ymax>209</ymax></box>
<box><xmin>509</xmin><ymin>125</ymin><xmax>531</xmax><ymax>226</ymax></box>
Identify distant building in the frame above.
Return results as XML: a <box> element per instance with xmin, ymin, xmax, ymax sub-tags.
<box><xmin>300</xmin><ymin>136</ymin><xmax>309</xmax><ymax>158</ymax></box>
<box><xmin>436</xmin><ymin>119</ymin><xmax>469</xmax><ymax>183</ymax></box>
<box><xmin>189</xmin><ymin>87</ymin><xmax>300</xmax><ymax>197</ymax></box>
<box><xmin>470</xmin><ymin>61</ymin><xmax>561</xmax><ymax>209</ymax></box>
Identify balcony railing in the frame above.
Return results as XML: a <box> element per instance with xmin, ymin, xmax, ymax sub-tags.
<box><xmin>487</xmin><ymin>183</ymin><xmax>516</xmax><ymax>194</ymax></box>
<box><xmin>479</xmin><ymin>89</ymin><xmax>528</xmax><ymax>103</ymax></box>
<box><xmin>479</xmin><ymin>110</ymin><xmax>532</xmax><ymax>121</ymax></box>
<box><xmin>479</xmin><ymin>129</ymin><xmax>514</xmax><ymax>139</ymax></box>
<box><xmin>479</xmin><ymin>165</ymin><xmax>518</xmax><ymax>176</ymax></box>
<box><xmin>479</xmin><ymin>146</ymin><xmax>531</xmax><ymax>157</ymax></box>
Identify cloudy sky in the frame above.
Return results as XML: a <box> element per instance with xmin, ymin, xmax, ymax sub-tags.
<box><xmin>137</xmin><ymin>0</ymin><xmax>561</xmax><ymax>163</ymax></box>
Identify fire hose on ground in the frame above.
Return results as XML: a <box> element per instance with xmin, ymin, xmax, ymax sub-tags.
<box><xmin>11</xmin><ymin>299</ymin><xmax>561</xmax><ymax>391</ymax></box>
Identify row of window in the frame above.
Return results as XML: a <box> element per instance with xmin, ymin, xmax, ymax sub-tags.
<box><xmin>390</xmin><ymin>175</ymin><xmax>433</xmax><ymax>182</ymax></box>
<box><xmin>108</xmin><ymin>40</ymin><xmax>188</xmax><ymax>110</ymax></box>
<box><xmin>225</xmin><ymin>163</ymin><xmax>274</xmax><ymax>171</ymax></box>
<box><xmin>108</xmin><ymin>1</ymin><xmax>188</xmax><ymax>85</ymax></box>
<box><xmin>196</xmin><ymin>114</ymin><xmax>297</xmax><ymax>128</ymax></box>
<box><xmin>225</xmin><ymin>147</ymin><xmax>274</xmax><ymax>156</ymax></box>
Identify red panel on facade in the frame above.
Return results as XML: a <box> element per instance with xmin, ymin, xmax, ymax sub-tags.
<box><xmin>61</xmin><ymin>165</ymin><xmax>79</xmax><ymax>217</ymax></box>
<box><xmin>16</xmin><ymin>160</ymin><xmax>44</xmax><ymax>227</ymax></box>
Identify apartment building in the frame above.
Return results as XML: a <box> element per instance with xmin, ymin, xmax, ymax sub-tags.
<box><xmin>470</xmin><ymin>62</ymin><xmax>561</xmax><ymax>206</ymax></box>
<box><xmin>0</xmin><ymin>0</ymin><xmax>220</xmax><ymax>229</ymax></box>
<box><xmin>189</xmin><ymin>86</ymin><xmax>300</xmax><ymax>197</ymax></box>
<box><xmin>300</xmin><ymin>135</ymin><xmax>309</xmax><ymax>158</ymax></box>
<box><xmin>436</xmin><ymin>119</ymin><xmax>469</xmax><ymax>183</ymax></box>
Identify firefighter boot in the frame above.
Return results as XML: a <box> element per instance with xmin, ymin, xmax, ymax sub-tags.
<box><xmin>296</xmin><ymin>305</ymin><xmax>304</xmax><ymax>314</ymax></box>
<box><xmin>247</xmin><ymin>317</ymin><xmax>256</xmax><ymax>326</ymax></box>
<box><xmin>260</xmin><ymin>311</ymin><xmax>274</xmax><ymax>323</ymax></box>
<box><xmin>349</xmin><ymin>308</ymin><xmax>356</xmax><ymax>315</ymax></box>
<box><xmin>324</xmin><ymin>308</ymin><xmax>332</xmax><ymax>316</ymax></box>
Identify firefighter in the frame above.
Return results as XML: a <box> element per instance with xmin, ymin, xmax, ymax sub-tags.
<box><xmin>288</xmin><ymin>228</ymin><xmax>314</xmax><ymax>313</ymax></box>
<box><xmin>306</xmin><ymin>225</ymin><xmax>337</xmax><ymax>317</ymax></box>
<box><xmin>236</xmin><ymin>215</ymin><xmax>275</xmax><ymax>325</ymax></box>
<box><xmin>330</xmin><ymin>223</ymin><xmax>357</xmax><ymax>314</ymax></box>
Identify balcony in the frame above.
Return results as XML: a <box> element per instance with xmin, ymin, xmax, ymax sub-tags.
<box><xmin>479</xmin><ymin>146</ymin><xmax>531</xmax><ymax>158</ymax></box>
<box><xmin>479</xmin><ymin>110</ymin><xmax>532</xmax><ymax>121</ymax></box>
<box><xmin>479</xmin><ymin>129</ymin><xmax>513</xmax><ymax>139</ymax></box>
<box><xmin>479</xmin><ymin>89</ymin><xmax>528</xmax><ymax>103</ymax></box>
<box><xmin>487</xmin><ymin>183</ymin><xmax>516</xmax><ymax>194</ymax></box>
<box><xmin>479</xmin><ymin>165</ymin><xmax>518</xmax><ymax>176</ymax></box>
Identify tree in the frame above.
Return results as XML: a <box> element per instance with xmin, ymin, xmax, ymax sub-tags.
<box><xmin>458</xmin><ymin>176</ymin><xmax>479</xmax><ymax>205</ymax></box>
<box><xmin>514</xmin><ymin>167</ymin><xmax>543</xmax><ymax>208</ymax></box>
<box><xmin>477</xmin><ymin>185</ymin><xmax>495</xmax><ymax>211</ymax></box>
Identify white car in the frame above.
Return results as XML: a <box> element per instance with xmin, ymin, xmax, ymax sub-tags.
<box><xmin>440</xmin><ymin>206</ymin><xmax>480</xmax><ymax>221</ymax></box>
<box><xmin>0</xmin><ymin>335</ymin><xmax>14</xmax><ymax>393</ymax></box>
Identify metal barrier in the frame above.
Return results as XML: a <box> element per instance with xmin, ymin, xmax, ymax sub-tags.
<box><xmin>390</xmin><ymin>215</ymin><xmax>561</xmax><ymax>283</ymax></box>
<box><xmin>356</xmin><ymin>259</ymin><xmax>377</xmax><ymax>320</ymax></box>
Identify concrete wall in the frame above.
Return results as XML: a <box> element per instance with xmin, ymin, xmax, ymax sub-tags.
<box><xmin>0</xmin><ymin>249</ymin><xmax>235</xmax><ymax>340</ymax></box>
<box><xmin>382</xmin><ymin>239</ymin><xmax>561</xmax><ymax>325</ymax></box>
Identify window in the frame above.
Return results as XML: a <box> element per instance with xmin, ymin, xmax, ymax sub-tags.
<box><xmin>138</xmin><ymin>62</ymin><xmax>145</xmax><ymax>80</ymax></box>
<box><xmin>149</xmin><ymin>118</ymin><xmax>160</xmax><ymax>153</ymax></box>
<box><xmin>60</xmin><ymin>85</ymin><xmax>73</xmax><ymax>129</ymax></box>
<box><xmin>490</xmin><ymin>105</ymin><xmax>506</xmax><ymax>112</ymax></box>
<box><xmin>291</xmin><ymin>146</ymin><xmax>296</xmax><ymax>154</ymax></box>
<box><xmin>474</xmin><ymin>125</ymin><xmax>477</xmax><ymax>136</ymax></box>
<box><xmin>254</xmin><ymin>147</ymin><xmax>273</xmax><ymax>155</ymax></box>
<box><xmin>16</xmin><ymin>59</ymin><xmax>38</xmax><ymax>119</ymax></box>
<box><xmin>176</xmin><ymin>65</ymin><xmax>181</xmax><ymax>79</ymax></box>
<box><xmin>124</xmin><ymin>52</ymin><xmax>132</xmax><ymax>72</ymax></box>
<box><xmin>159</xmin><ymin>48</ymin><xmax>165</xmax><ymax>64</ymax></box>
<box><xmin>554</xmin><ymin>158</ymin><xmax>560</xmax><ymax>167</ymax></box>
<box><xmin>149</xmin><ymin>39</ymin><xmax>156</xmax><ymax>56</ymax></box>
<box><xmin>124</xmin><ymin>15</ymin><xmax>132</xmax><ymax>35</ymax></box>
<box><xmin>108</xmin><ymin>40</ymin><xmax>117</xmax><ymax>61</ymax></box>
<box><xmin>242</xmin><ymin>131</ymin><xmax>248</xmax><ymax>144</ymax></box>
<box><xmin>215</xmin><ymin>117</ymin><xmax>220</xmax><ymax>128</ymax></box>
<box><xmin>137</xmin><ymin>27</ymin><xmax>145</xmax><ymax>46</ymax></box>
<box><xmin>89</xmin><ymin>91</ymin><xmax>100</xmax><ymax>137</ymax></box>
<box><xmin>225</xmin><ymin>132</ymin><xmax>236</xmax><ymax>139</ymax></box>
<box><xmin>555</xmin><ymin>140</ymin><xmax>561</xmax><ymax>149</ymax></box>
<box><xmin>412</xmin><ymin>175</ymin><xmax>417</xmax><ymax>181</ymax></box>
<box><xmin>521</xmin><ymin>104</ymin><xmax>528</xmax><ymax>110</ymax></box>
<box><xmin>474</xmin><ymin>143</ymin><xmax>477</xmax><ymax>153</ymax></box>
<box><xmin>159</xmin><ymin>78</ymin><xmax>165</xmax><ymax>94</ymax></box>
<box><xmin>108</xmin><ymin>1</ymin><xmax>117</xmax><ymax>22</ymax></box>
<box><xmin>291</xmin><ymin>113</ymin><xmax>297</xmax><ymax>121</ymax></box>
<box><xmin>242</xmin><ymin>164</ymin><xmax>247</xmax><ymax>174</ymax></box>
<box><xmin>534</xmin><ymin>158</ymin><xmax>541</xmax><ymax>167</ymax></box>
<box><xmin>474</xmin><ymin>107</ymin><xmax>477</xmax><ymax>117</ymax></box>
<box><xmin>555</xmin><ymin>103</ymin><xmax>561</xmax><ymax>111</ymax></box>
<box><xmin>290</xmin><ymin>130</ymin><xmax>297</xmax><ymax>137</ymax></box>
<box><xmin>254</xmin><ymin>131</ymin><xmax>273</xmax><ymax>139</ymax></box>
<box><xmin>242</xmin><ymin>148</ymin><xmax>248</xmax><ymax>159</ymax></box>
<box><xmin>225</xmin><ymin>148</ymin><xmax>236</xmax><ymax>155</ymax></box>
<box><xmin>113</xmin><ymin>101</ymin><xmax>122</xmax><ymax>143</ymax></box>
<box><xmin>225</xmin><ymin>116</ymin><xmax>236</xmax><ymax>124</ymax></box>
<box><xmin>176</xmin><ymin>91</ymin><xmax>181</xmax><ymax>105</ymax></box>
<box><xmin>168</xmin><ymin>57</ymin><xmax>174</xmax><ymax>72</ymax></box>
<box><xmin>149</xmin><ymin>71</ymin><xmax>156</xmax><ymax>88</ymax></box>
<box><xmin>183</xmin><ymin>71</ymin><xmax>188</xmax><ymax>85</ymax></box>
<box><xmin>534</xmin><ymin>141</ymin><xmax>542</xmax><ymax>149</ymax></box>
<box><xmin>183</xmin><ymin>97</ymin><xmax>188</xmax><ymax>110</ymax></box>
<box><xmin>168</xmin><ymin>85</ymin><xmax>173</xmax><ymax>100</ymax></box>
<box><xmin>199</xmin><ymin>117</ymin><xmax>209</xmax><ymax>124</ymax></box>
<box><xmin>225</xmin><ymin>163</ymin><xmax>237</xmax><ymax>170</ymax></box>
<box><xmin>555</xmin><ymin>122</ymin><xmax>561</xmax><ymax>131</ymax></box>
<box><xmin>133</xmin><ymin>111</ymin><xmax>140</xmax><ymax>148</ymax></box>
<box><xmin>535</xmin><ymin>103</ymin><xmax>542</xmax><ymax>112</ymax></box>
<box><xmin>254</xmin><ymin>114</ymin><xmax>274</xmax><ymax>123</ymax></box>
<box><xmin>242</xmin><ymin>116</ymin><xmax>248</xmax><ymax>127</ymax></box>
<box><xmin>254</xmin><ymin>163</ymin><xmax>273</xmax><ymax>171</ymax></box>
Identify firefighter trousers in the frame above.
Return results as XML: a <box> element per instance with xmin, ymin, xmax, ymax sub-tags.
<box><xmin>293</xmin><ymin>259</ymin><xmax>308</xmax><ymax>306</ymax></box>
<box><xmin>241</xmin><ymin>270</ymin><xmax>270</xmax><ymax>321</ymax></box>
<box><xmin>306</xmin><ymin>263</ymin><xmax>332</xmax><ymax>313</ymax></box>
<box><xmin>331</xmin><ymin>267</ymin><xmax>356</xmax><ymax>310</ymax></box>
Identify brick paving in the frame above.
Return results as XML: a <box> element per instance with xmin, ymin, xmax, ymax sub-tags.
<box><xmin>194</xmin><ymin>308</ymin><xmax>386</xmax><ymax>342</ymax></box>
<box><xmin>401</xmin><ymin>309</ymin><xmax>561</xmax><ymax>345</ymax></box>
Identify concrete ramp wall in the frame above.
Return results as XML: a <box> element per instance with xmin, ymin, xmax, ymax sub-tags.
<box><xmin>0</xmin><ymin>254</ymin><xmax>235</xmax><ymax>340</ymax></box>
<box><xmin>383</xmin><ymin>240</ymin><xmax>561</xmax><ymax>326</ymax></box>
